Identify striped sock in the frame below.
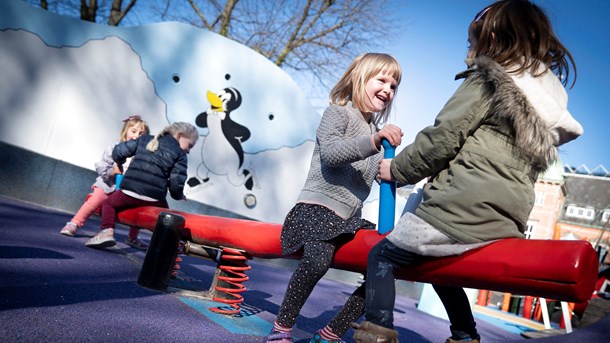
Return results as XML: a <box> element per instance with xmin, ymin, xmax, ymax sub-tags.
<box><xmin>273</xmin><ymin>322</ymin><xmax>292</xmax><ymax>333</ymax></box>
<box><xmin>319</xmin><ymin>326</ymin><xmax>340</xmax><ymax>341</ymax></box>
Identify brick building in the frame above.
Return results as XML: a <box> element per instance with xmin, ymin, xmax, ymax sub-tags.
<box><xmin>529</xmin><ymin>164</ymin><xmax>609</xmax><ymax>256</ymax></box>
<box><xmin>482</xmin><ymin>163</ymin><xmax>610</xmax><ymax>321</ymax></box>
<box><xmin>554</xmin><ymin>165</ymin><xmax>610</xmax><ymax>264</ymax></box>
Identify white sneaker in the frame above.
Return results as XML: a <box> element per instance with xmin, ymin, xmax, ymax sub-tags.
<box><xmin>60</xmin><ymin>222</ymin><xmax>78</xmax><ymax>236</ymax></box>
<box><xmin>85</xmin><ymin>228</ymin><xmax>116</xmax><ymax>249</ymax></box>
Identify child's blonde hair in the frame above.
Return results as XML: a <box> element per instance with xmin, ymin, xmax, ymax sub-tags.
<box><xmin>119</xmin><ymin>115</ymin><xmax>149</xmax><ymax>142</ymax></box>
<box><xmin>146</xmin><ymin>122</ymin><xmax>199</xmax><ymax>152</ymax></box>
<box><xmin>330</xmin><ymin>52</ymin><xmax>402</xmax><ymax>126</ymax></box>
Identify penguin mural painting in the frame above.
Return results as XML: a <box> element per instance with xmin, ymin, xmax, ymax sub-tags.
<box><xmin>188</xmin><ymin>87</ymin><xmax>254</xmax><ymax>191</ymax></box>
<box><xmin>0</xmin><ymin>0</ymin><xmax>322</xmax><ymax>223</ymax></box>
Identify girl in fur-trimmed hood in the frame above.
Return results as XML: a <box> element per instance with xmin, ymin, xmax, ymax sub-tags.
<box><xmin>354</xmin><ymin>1</ymin><xmax>583</xmax><ymax>343</ymax></box>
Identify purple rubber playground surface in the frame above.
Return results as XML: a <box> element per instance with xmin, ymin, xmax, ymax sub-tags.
<box><xmin>1</xmin><ymin>195</ymin><xmax>608</xmax><ymax>342</ymax></box>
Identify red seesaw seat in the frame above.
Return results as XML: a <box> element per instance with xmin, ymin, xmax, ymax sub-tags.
<box><xmin>117</xmin><ymin>206</ymin><xmax>598</xmax><ymax>303</ymax></box>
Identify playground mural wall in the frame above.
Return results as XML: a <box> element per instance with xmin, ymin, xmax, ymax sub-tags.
<box><xmin>0</xmin><ymin>0</ymin><xmax>392</xmax><ymax>224</ymax></box>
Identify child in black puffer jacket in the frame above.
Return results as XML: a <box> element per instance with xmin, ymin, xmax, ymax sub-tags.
<box><xmin>86</xmin><ymin>122</ymin><xmax>198</xmax><ymax>249</ymax></box>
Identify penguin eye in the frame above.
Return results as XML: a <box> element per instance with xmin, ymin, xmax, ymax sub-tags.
<box><xmin>220</xmin><ymin>93</ymin><xmax>231</xmax><ymax>102</ymax></box>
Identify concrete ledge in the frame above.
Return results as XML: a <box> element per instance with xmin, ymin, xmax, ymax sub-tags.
<box><xmin>0</xmin><ymin>140</ymin><xmax>246</xmax><ymax>219</ymax></box>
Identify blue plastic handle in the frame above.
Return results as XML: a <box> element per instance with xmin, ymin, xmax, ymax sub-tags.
<box><xmin>115</xmin><ymin>174</ymin><xmax>123</xmax><ymax>190</ymax></box>
<box><xmin>378</xmin><ymin>139</ymin><xmax>396</xmax><ymax>234</ymax></box>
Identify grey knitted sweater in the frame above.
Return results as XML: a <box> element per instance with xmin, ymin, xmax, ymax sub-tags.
<box><xmin>297</xmin><ymin>102</ymin><xmax>381</xmax><ymax>219</ymax></box>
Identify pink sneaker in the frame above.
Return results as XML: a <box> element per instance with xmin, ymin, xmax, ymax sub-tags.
<box><xmin>60</xmin><ymin>222</ymin><xmax>78</xmax><ymax>236</ymax></box>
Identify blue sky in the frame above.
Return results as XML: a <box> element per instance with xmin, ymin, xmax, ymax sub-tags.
<box><xmin>383</xmin><ymin>0</ymin><xmax>609</xmax><ymax>171</ymax></box>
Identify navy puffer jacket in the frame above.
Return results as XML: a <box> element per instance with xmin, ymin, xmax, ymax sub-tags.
<box><xmin>113</xmin><ymin>134</ymin><xmax>188</xmax><ymax>201</ymax></box>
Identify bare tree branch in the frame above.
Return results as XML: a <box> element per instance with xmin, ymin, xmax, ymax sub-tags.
<box><xmin>22</xmin><ymin>0</ymin><xmax>401</xmax><ymax>104</ymax></box>
<box><xmin>80</xmin><ymin>0</ymin><xmax>98</xmax><ymax>22</ymax></box>
<box><xmin>217</xmin><ymin>0</ymin><xmax>238</xmax><ymax>36</ymax></box>
<box><xmin>108</xmin><ymin>0</ymin><xmax>137</xmax><ymax>26</ymax></box>
<box><xmin>187</xmin><ymin>0</ymin><xmax>211</xmax><ymax>29</ymax></box>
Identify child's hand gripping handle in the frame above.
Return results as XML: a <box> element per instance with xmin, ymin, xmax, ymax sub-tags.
<box><xmin>378</xmin><ymin>139</ymin><xmax>396</xmax><ymax>234</ymax></box>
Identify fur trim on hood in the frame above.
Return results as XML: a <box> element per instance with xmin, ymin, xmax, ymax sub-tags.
<box><xmin>458</xmin><ymin>56</ymin><xmax>582</xmax><ymax>172</ymax></box>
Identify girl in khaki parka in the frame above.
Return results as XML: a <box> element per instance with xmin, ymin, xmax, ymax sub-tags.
<box><xmin>353</xmin><ymin>1</ymin><xmax>583</xmax><ymax>342</ymax></box>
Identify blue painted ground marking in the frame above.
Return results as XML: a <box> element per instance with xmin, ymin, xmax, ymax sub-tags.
<box><xmin>179</xmin><ymin>297</ymin><xmax>272</xmax><ymax>336</ymax></box>
<box><xmin>474</xmin><ymin>310</ymin><xmax>557</xmax><ymax>335</ymax></box>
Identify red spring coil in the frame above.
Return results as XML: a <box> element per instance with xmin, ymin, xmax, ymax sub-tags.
<box><xmin>171</xmin><ymin>242</ymin><xmax>185</xmax><ymax>279</ymax></box>
<box><xmin>209</xmin><ymin>247</ymin><xmax>251</xmax><ymax>315</ymax></box>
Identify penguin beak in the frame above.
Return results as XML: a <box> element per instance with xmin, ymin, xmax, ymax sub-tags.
<box><xmin>207</xmin><ymin>91</ymin><xmax>224</xmax><ymax>112</ymax></box>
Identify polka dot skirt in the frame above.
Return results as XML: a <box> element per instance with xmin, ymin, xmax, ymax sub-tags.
<box><xmin>281</xmin><ymin>203</ymin><xmax>375</xmax><ymax>255</ymax></box>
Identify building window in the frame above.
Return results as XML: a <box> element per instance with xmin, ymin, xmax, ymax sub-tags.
<box><xmin>566</xmin><ymin>205</ymin><xmax>602</xmax><ymax>221</ymax></box>
<box><xmin>525</xmin><ymin>221</ymin><xmax>536</xmax><ymax>239</ymax></box>
<box><xmin>585</xmin><ymin>208</ymin><xmax>595</xmax><ymax>220</ymax></box>
<box><xmin>566</xmin><ymin>206</ymin><xmax>576</xmax><ymax>216</ymax></box>
<box><xmin>534</xmin><ymin>191</ymin><xmax>546</xmax><ymax>206</ymax></box>
<box><xmin>602</xmin><ymin>210</ymin><xmax>610</xmax><ymax>223</ymax></box>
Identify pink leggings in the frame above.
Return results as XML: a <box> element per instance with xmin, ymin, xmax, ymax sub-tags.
<box><xmin>72</xmin><ymin>186</ymin><xmax>141</xmax><ymax>239</ymax></box>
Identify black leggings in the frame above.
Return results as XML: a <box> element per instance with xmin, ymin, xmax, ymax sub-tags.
<box><xmin>276</xmin><ymin>240</ymin><xmax>365</xmax><ymax>336</ymax></box>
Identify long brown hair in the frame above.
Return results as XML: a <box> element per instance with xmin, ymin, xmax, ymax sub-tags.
<box><xmin>469</xmin><ymin>0</ymin><xmax>576</xmax><ymax>87</ymax></box>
